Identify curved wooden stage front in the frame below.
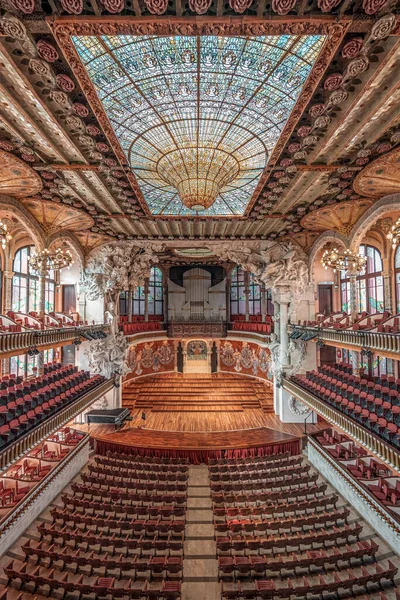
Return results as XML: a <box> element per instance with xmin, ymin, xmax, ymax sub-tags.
<box><xmin>92</xmin><ymin>426</ymin><xmax>301</xmax><ymax>464</ymax></box>
<box><xmin>86</xmin><ymin>374</ymin><xmax>325</xmax><ymax>463</ymax></box>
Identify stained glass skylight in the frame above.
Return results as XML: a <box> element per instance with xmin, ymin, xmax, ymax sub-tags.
<box><xmin>73</xmin><ymin>34</ymin><xmax>325</xmax><ymax>216</ymax></box>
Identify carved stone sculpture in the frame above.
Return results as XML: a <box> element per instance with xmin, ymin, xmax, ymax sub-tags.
<box><xmin>83</xmin><ymin>241</ymin><xmax>163</xmax><ymax>333</ymax></box>
<box><xmin>85</xmin><ymin>331</ymin><xmax>130</xmax><ymax>378</ymax></box>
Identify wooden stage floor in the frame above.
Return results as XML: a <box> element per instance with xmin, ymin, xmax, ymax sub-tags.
<box><xmin>77</xmin><ymin>374</ymin><xmax>326</xmax><ymax>455</ymax></box>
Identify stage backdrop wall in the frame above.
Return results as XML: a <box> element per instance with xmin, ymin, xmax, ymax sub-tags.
<box><xmin>125</xmin><ymin>339</ymin><xmax>175</xmax><ymax>381</ymax></box>
<box><xmin>219</xmin><ymin>340</ymin><xmax>271</xmax><ymax>382</ymax></box>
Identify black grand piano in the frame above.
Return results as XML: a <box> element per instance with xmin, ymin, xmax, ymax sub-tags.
<box><xmin>85</xmin><ymin>407</ymin><xmax>131</xmax><ymax>429</ymax></box>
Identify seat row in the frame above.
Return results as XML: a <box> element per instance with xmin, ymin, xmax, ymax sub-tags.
<box><xmin>218</xmin><ymin>539</ymin><xmax>378</xmax><ymax>578</ymax></box>
<box><xmin>95</xmin><ymin>456</ymin><xmax>188</xmax><ymax>474</ymax></box>
<box><xmin>221</xmin><ymin>562</ymin><xmax>397</xmax><ymax>600</ymax></box>
<box><xmin>62</xmin><ymin>495</ymin><xmax>186</xmax><ymax>519</ymax></box>
<box><xmin>213</xmin><ymin>493</ymin><xmax>338</xmax><ymax>519</ymax></box>
<box><xmin>38</xmin><ymin>524</ymin><xmax>185</xmax><ymax>551</ymax></box>
<box><xmin>88</xmin><ymin>464</ymin><xmax>188</xmax><ymax>482</ymax></box>
<box><xmin>71</xmin><ymin>482</ymin><xmax>187</xmax><ymax>506</ymax></box>
<box><xmin>105</xmin><ymin>451</ymin><xmax>189</xmax><ymax>467</ymax></box>
<box><xmin>208</xmin><ymin>452</ymin><xmax>294</xmax><ymax>470</ymax></box>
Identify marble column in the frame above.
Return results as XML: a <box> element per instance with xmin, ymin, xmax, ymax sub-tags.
<box><xmin>382</xmin><ymin>270</ymin><xmax>392</xmax><ymax>313</ymax></box>
<box><xmin>127</xmin><ymin>289</ymin><xmax>133</xmax><ymax>323</ymax></box>
<box><xmin>3</xmin><ymin>271</ymin><xmax>14</xmax><ymax>313</ymax></box>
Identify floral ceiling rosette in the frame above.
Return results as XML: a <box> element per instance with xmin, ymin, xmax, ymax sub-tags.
<box><xmin>73</xmin><ymin>34</ymin><xmax>325</xmax><ymax>216</ymax></box>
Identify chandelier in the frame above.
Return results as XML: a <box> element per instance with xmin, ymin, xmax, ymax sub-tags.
<box><xmin>321</xmin><ymin>247</ymin><xmax>367</xmax><ymax>273</ymax></box>
<box><xmin>387</xmin><ymin>217</ymin><xmax>400</xmax><ymax>249</ymax></box>
<box><xmin>28</xmin><ymin>248</ymin><xmax>73</xmax><ymax>276</ymax></box>
<box><xmin>157</xmin><ymin>146</ymin><xmax>240</xmax><ymax>211</ymax></box>
<box><xmin>0</xmin><ymin>220</ymin><xmax>12</xmax><ymax>249</ymax></box>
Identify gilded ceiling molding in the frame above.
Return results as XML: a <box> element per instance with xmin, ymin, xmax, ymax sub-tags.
<box><xmin>48</xmin><ymin>16</ymin><xmax>349</xmax><ymax>220</ymax></box>
<box><xmin>0</xmin><ymin>195</ymin><xmax>46</xmax><ymax>250</ymax></box>
<box><xmin>308</xmin><ymin>230</ymin><xmax>349</xmax><ymax>276</ymax></box>
<box><xmin>349</xmin><ymin>193</ymin><xmax>400</xmax><ymax>252</ymax></box>
<box><xmin>46</xmin><ymin>230</ymin><xmax>86</xmax><ymax>267</ymax></box>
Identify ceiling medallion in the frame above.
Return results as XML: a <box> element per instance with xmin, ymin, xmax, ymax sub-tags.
<box><xmin>0</xmin><ymin>149</ymin><xmax>43</xmax><ymax>197</ymax></box>
<box><xmin>353</xmin><ymin>147</ymin><xmax>400</xmax><ymax>198</ymax></box>
<box><xmin>72</xmin><ymin>34</ymin><xmax>325</xmax><ymax>216</ymax></box>
<box><xmin>300</xmin><ymin>198</ymin><xmax>373</xmax><ymax>236</ymax></box>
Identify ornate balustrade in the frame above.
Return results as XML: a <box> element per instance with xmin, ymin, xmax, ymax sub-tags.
<box><xmin>0</xmin><ymin>324</ymin><xmax>110</xmax><ymax>358</ymax></box>
<box><xmin>0</xmin><ymin>378</ymin><xmax>113</xmax><ymax>470</ymax></box>
<box><xmin>283</xmin><ymin>378</ymin><xmax>400</xmax><ymax>472</ymax></box>
<box><xmin>288</xmin><ymin>324</ymin><xmax>400</xmax><ymax>356</ymax></box>
<box><xmin>167</xmin><ymin>321</ymin><xmax>227</xmax><ymax>338</ymax></box>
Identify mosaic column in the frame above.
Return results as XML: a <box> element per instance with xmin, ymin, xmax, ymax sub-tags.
<box><xmin>37</xmin><ymin>350</ymin><xmax>44</xmax><ymax>376</ymax></box>
<box><xmin>350</xmin><ymin>350</ymin><xmax>360</xmax><ymax>376</ymax></box>
<box><xmin>38</xmin><ymin>274</ymin><xmax>46</xmax><ymax>321</ymax></box>
<box><xmin>3</xmin><ymin>271</ymin><xmax>14</xmax><ymax>313</ymax></box>
<box><xmin>348</xmin><ymin>271</ymin><xmax>358</xmax><ymax>321</ymax></box>
<box><xmin>382</xmin><ymin>270</ymin><xmax>392</xmax><ymax>313</ymax></box>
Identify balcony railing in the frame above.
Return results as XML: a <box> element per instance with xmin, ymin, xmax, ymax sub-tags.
<box><xmin>0</xmin><ymin>378</ymin><xmax>113</xmax><ymax>470</ymax></box>
<box><xmin>167</xmin><ymin>320</ymin><xmax>227</xmax><ymax>338</ymax></box>
<box><xmin>0</xmin><ymin>324</ymin><xmax>110</xmax><ymax>357</ymax></box>
<box><xmin>288</xmin><ymin>324</ymin><xmax>400</xmax><ymax>355</ymax></box>
<box><xmin>283</xmin><ymin>378</ymin><xmax>400</xmax><ymax>472</ymax></box>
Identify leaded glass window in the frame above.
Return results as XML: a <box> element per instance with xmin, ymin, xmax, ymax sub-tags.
<box><xmin>73</xmin><ymin>34</ymin><xmax>325</xmax><ymax>216</ymax></box>
<box><xmin>340</xmin><ymin>245</ymin><xmax>384</xmax><ymax>314</ymax></box>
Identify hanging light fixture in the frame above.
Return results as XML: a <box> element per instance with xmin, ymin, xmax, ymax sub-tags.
<box><xmin>321</xmin><ymin>247</ymin><xmax>367</xmax><ymax>273</ymax></box>
<box><xmin>387</xmin><ymin>217</ymin><xmax>400</xmax><ymax>249</ymax></box>
<box><xmin>28</xmin><ymin>247</ymin><xmax>73</xmax><ymax>276</ymax></box>
<box><xmin>0</xmin><ymin>220</ymin><xmax>12</xmax><ymax>249</ymax></box>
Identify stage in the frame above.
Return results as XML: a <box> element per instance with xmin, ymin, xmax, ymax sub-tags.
<box><xmin>76</xmin><ymin>374</ymin><xmax>326</xmax><ymax>463</ymax></box>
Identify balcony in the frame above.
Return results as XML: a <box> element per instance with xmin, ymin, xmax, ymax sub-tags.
<box><xmin>0</xmin><ymin>377</ymin><xmax>113</xmax><ymax>470</ymax></box>
<box><xmin>288</xmin><ymin>324</ymin><xmax>400</xmax><ymax>357</ymax></box>
<box><xmin>0</xmin><ymin>324</ymin><xmax>110</xmax><ymax>358</ymax></box>
<box><xmin>283</xmin><ymin>377</ymin><xmax>400</xmax><ymax>472</ymax></box>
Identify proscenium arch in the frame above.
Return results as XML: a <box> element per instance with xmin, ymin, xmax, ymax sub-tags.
<box><xmin>0</xmin><ymin>195</ymin><xmax>45</xmax><ymax>250</ymax></box>
<box><xmin>349</xmin><ymin>193</ymin><xmax>400</xmax><ymax>252</ymax></box>
<box><xmin>308</xmin><ymin>230</ymin><xmax>349</xmax><ymax>280</ymax></box>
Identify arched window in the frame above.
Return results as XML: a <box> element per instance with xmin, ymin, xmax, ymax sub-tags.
<box><xmin>148</xmin><ymin>267</ymin><xmax>163</xmax><ymax>315</ymax></box>
<box><xmin>12</xmin><ymin>245</ymin><xmax>56</xmax><ymax>313</ymax></box>
<box><xmin>340</xmin><ymin>244</ymin><xmax>384</xmax><ymax>314</ymax></box>
<box><xmin>230</xmin><ymin>267</ymin><xmax>273</xmax><ymax>316</ymax></box>
<box><xmin>230</xmin><ymin>266</ymin><xmax>246</xmax><ymax>316</ymax></box>
<box><xmin>395</xmin><ymin>246</ymin><xmax>400</xmax><ymax>313</ymax></box>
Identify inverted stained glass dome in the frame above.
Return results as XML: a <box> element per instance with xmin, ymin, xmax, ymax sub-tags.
<box><xmin>73</xmin><ymin>35</ymin><xmax>325</xmax><ymax>216</ymax></box>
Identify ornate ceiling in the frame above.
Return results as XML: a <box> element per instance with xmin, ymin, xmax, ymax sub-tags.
<box><xmin>0</xmin><ymin>0</ymin><xmax>399</xmax><ymax>246</ymax></box>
